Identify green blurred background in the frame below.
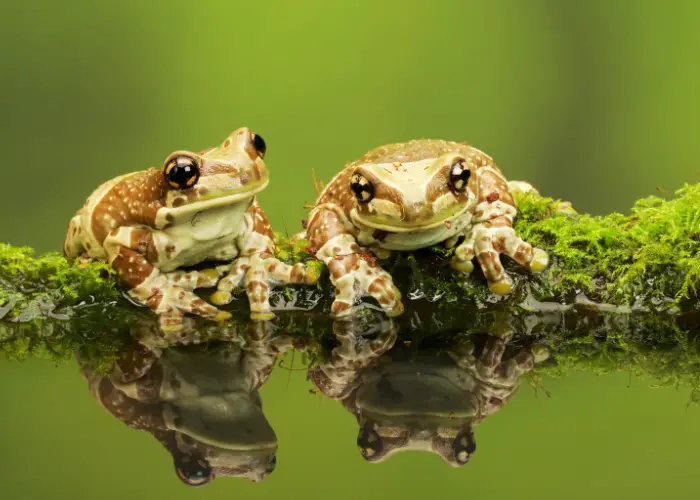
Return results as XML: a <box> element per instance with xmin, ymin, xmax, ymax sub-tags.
<box><xmin>1</xmin><ymin>0</ymin><xmax>700</xmax><ymax>498</ymax></box>
<box><xmin>2</xmin><ymin>0</ymin><xmax>700</xmax><ymax>252</ymax></box>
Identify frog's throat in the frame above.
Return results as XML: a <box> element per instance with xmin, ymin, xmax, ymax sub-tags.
<box><xmin>155</xmin><ymin>181</ymin><xmax>268</xmax><ymax>229</ymax></box>
<box><xmin>349</xmin><ymin>204</ymin><xmax>470</xmax><ymax>233</ymax></box>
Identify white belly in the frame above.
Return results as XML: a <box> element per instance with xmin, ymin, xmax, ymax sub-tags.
<box><xmin>154</xmin><ymin>202</ymin><xmax>249</xmax><ymax>272</ymax></box>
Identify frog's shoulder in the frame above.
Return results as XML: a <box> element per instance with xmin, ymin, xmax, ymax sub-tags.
<box><xmin>356</xmin><ymin>139</ymin><xmax>473</xmax><ymax>165</ymax></box>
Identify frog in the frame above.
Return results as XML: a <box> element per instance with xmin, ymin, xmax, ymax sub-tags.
<box><xmin>304</xmin><ymin>139</ymin><xmax>549</xmax><ymax>317</ymax></box>
<box><xmin>80</xmin><ymin>321</ymin><xmax>296</xmax><ymax>485</ymax></box>
<box><xmin>64</xmin><ymin>127</ymin><xmax>318</xmax><ymax>332</ymax></box>
<box><xmin>308</xmin><ymin>325</ymin><xmax>548</xmax><ymax>466</ymax></box>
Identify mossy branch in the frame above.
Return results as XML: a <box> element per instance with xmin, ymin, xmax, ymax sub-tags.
<box><xmin>2</xmin><ymin>185</ymin><xmax>700</xmax><ymax>385</ymax></box>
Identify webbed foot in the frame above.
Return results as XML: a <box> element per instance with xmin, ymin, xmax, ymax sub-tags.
<box><xmin>212</xmin><ymin>252</ymin><xmax>320</xmax><ymax>320</ymax></box>
<box><xmin>451</xmin><ymin>219</ymin><xmax>548</xmax><ymax>294</ymax></box>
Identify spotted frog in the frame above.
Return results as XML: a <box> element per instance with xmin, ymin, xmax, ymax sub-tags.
<box><xmin>309</xmin><ymin>324</ymin><xmax>548</xmax><ymax>466</ymax></box>
<box><xmin>305</xmin><ymin>140</ymin><xmax>549</xmax><ymax>317</ymax></box>
<box><xmin>81</xmin><ymin>322</ymin><xmax>295</xmax><ymax>485</ymax></box>
<box><xmin>64</xmin><ymin>128</ymin><xmax>317</xmax><ymax>331</ymax></box>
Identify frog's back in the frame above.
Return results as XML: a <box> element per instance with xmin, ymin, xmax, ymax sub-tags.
<box><xmin>64</xmin><ymin>169</ymin><xmax>166</xmax><ymax>260</ymax></box>
<box><xmin>355</xmin><ymin>139</ymin><xmax>474</xmax><ymax>165</ymax></box>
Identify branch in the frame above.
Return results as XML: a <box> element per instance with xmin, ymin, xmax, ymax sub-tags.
<box><xmin>1</xmin><ymin>186</ymin><xmax>700</xmax><ymax>384</ymax></box>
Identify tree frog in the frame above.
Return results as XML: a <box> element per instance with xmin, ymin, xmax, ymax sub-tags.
<box><xmin>80</xmin><ymin>322</ymin><xmax>296</xmax><ymax>485</ymax></box>
<box><xmin>64</xmin><ymin>128</ymin><xmax>318</xmax><ymax>332</ymax></box>
<box><xmin>309</xmin><ymin>325</ymin><xmax>548</xmax><ymax>466</ymax></box>
<box><xmin>305</xmin><ymin>139</ymin><xmax>549</xmax><ymax>317</ymax></box>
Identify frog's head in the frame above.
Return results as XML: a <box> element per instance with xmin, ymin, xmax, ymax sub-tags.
<box><xmin>157</xmin><ymin>391</ymin><xmax>278</xmax><ymax>485</ymax></box>
<box><xmin>356</xmin><ymin>421</ymin><xmax>477</xmax><ymax>467</ymax></box>
<box><xmin>164</xmin><ymin>385</ymin><xmax>279</xmax><ymax>484</ymax></box>
<box><xmin>171</xmin><ymin>440</ymin><xmax>278</xmax><ymax>486</ymax></box>
<box><xmin>160</xmin><ymin>127</ymin><xmax>269</xmax><ymax>214</ymax></box>
<box><xmin>347</xmin><ymin>140</ymin><xmax>483</xmax><ymax>232</ymax></box>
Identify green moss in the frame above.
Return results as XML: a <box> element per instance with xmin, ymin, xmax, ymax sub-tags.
<box><xmin>0</xmin><ymin>244</ymin><xmax>120</xmax><ymax>320</ymax></box>
<box><xmin>3</xmin><ymin>183</ymin><xmax>700</xmax><ymax>377</ymax></box>
<box><xmin>514</xmin><ymin>184</ymin><xmax>700</xmax><ymax>307</ymax></box>
<box><xmin>532</xmin><ymin>330</ymin><xmax>700</xmax><ymax>401</ymax></box>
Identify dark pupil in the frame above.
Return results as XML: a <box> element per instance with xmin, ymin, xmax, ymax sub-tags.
<box><xmin>465</xmin><ymin>440</ymin><xmax>476</xmax><ymax>454</ymax></box>
<box><xmin>168</xmin><ymin>158</ymin><xmax>198</xmax><ymax>189</ymax></box>
<box><xmin>252</xmin><ymin>133</ymin><xmax>267</xmax><ymax>158</ymax></box>
<box><xmin>351</xmin><ymin>179</ymin><xmax>374</xmax><ymax>203</ymax></box>
<box><xmin>450</xmin><ymin>161</ymin><xmax>471</xmax><ymax>191</ymax></box>
<box><xmin>175</xmin><ymin>456</ymin><xmax>212</xmax><ymax>486</ymax></box>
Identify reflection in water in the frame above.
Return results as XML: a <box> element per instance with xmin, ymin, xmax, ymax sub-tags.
<box><xmin>80</xmin><ymin>322</ymin><xmax>298</xmax><ymax>486</ymax></box>
<box><xmin>310</xmin><ymin>321</ymin><xmax>549</xmax><ymax>466</ymax></box>
<box><xmin>78</xmin><ymin>314</ymin><xmax>552</xmax><ymax>483</ymax></box>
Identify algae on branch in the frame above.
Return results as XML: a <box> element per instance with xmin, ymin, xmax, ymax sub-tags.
<box><xmin>514</xmin><ymin>183</ymin><xmax>700</xmax><ymax>307</ymax></box>
<box><xmin>0</xmin><ymin>243</ymin><xmax>120</xmax><ymax>321</ymax></box>
<box><xmin>3</xmin><ymin>183</ymin><xmax>700</xmax><ymax>367</ymax></box>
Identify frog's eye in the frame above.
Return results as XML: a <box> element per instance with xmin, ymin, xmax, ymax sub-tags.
<box><xmin>452</xmin><ymin>430</ymin><xmax>476</xmax><ymax>466</ymax></box>
<box><xmin>252</xmin><ymin>133</ymin><xmax>267</xmax><ymax>159</ymax></box>
<box><xmin>448</xmin><ymin>161</ymin><xmax>471</xmax><ymax>192</ymax></box>
<box><xmin>174</xmin><ymin>455</ymin><xmax>213</xmax><ymax>487</ymax></box>
<box><xmin>357</xmin><ymin>425</ymin><xmax>383</xmax><ymax>461</ymax></box>
<box><xmin>350</xmin><ymin>173</ymin><xmax>375</xmax><ymax>203</ymax></box>
<box><xmin>164</xmin><ymin>156</ymin><xmax>200</xmax><ymax>190</ymax></box>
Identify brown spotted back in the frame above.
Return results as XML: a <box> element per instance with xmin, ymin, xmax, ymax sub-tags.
<box><xmin>91</xmin><ymin>169</ymin><xmax>167</xmax><ymax>244</ymax></box>
<box><xmin>356</xmin><ymin>139</ymin><xmax>472</xmax><ymax>165</ymax></box>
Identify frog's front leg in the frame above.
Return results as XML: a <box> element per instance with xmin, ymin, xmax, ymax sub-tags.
<box><xmin>306</xmin><ymin>204</ymin><xmax>403</xmax><ymax>318</ymax></box>
<box><xmin>103</xmin><ymin>227</ymin><xmax>231</xmax><ymax>333</ymax></box>
<box><xmin>451</xmin><ymin>169</ymin><xmax>549</xmax><ymax>294</ymax></box>
<box><xmin>211</xmin><ymin>201</ymin><xmax>319</xmax><ymax>320</ymax></box>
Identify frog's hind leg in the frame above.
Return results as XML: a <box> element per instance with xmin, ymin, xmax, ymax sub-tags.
<box><xmin>63</xmin><ymin>214</ymin><xmax>89</xmax><ymax>260</ymax></box>
<box><xmin>103</xmin><ymin>227</ymin><xmax>231</xmax><ymax>333</ymax></box>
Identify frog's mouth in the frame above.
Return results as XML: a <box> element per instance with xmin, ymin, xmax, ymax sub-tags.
<box><xmin>350</xmin><ymin>203</ymin><xmax>470</xmax><ymax>233</ymax></box>
<box><xmin>156</xmin><ymin>180</ymin><xmax>269</xmax><ymax>229</ymax></box>
<box><xmin>165</xmin><ymin>394</ymin><xmax>277</xmax><ymax>451</ymax></box>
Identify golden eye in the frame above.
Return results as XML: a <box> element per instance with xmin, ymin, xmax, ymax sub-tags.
<box><xmin>357</xmin><ymin>426</ymin><xmax>382</xmax><ymax>461</ymax></box>
<box><xmin>350</xmin><ymin>173</ymin><xmax>375</xmax><ymax>203</ymax></box>
<box><xmin>174</xmin><ymin>455</ymin><xmax>213</xmax><ymax>487</ymax></box>
<box><xmin>164</xmin><ymin>155</ymin><xmax>200</xmax><ymax>190</ymax></box>
<box><xmin>448</xmin><ymin>161</ymin><xmax>471</xmax><ymax>192</ymax></box>
<box><xmin>452</xmin><ymin>430</ymin><xmax>476</xmax><ymax>466</ymax></box>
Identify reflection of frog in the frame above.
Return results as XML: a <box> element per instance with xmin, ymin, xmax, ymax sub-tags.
<box><xmin>81</xmin><ymin>323</ymin><xmax>296</xmax><ymax>485</ymax></box>
<box><xmin>304</xmin><ymin>140</ymin><xmax>549</xmax><ymax>317</ymax></box>
<box><xmin>309</xmin><ymin>327</ymin><xmax>547</xmax><ymax>466</ymax></box>
<box><xmin>64</xmin><ymin>128</ymin><xmax>317</xmax><ymax>332</ymax></box>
